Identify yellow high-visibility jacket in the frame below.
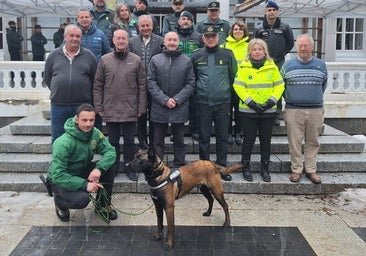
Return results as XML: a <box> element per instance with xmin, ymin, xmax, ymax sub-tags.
<box><xmin>221</xmin><ymin>35</ymin><xmax>250</xmax><ymax>65</ymax></box>
<box><xmin>233</xmin><ymin>60</ymin><xmax>284</xmax><ymax>114</ymax></box>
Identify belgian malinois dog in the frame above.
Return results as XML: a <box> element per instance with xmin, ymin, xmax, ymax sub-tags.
<box><xmin>127</xmin><ymin>148</ymin><xmax>243</xmax><ymax>250</ymax></box>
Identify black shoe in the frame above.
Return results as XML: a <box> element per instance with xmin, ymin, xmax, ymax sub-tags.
<box><xmin>243</xmin><ymin>168</ymin><xmax>253</xmax><ymax>182</ymax></box>
<box><xmin>274</xmin><ymin>118</ymin><xmax>281</xmax><ymax>126</ymax></box>
<box><xmin>192</xmin><ymin>133</ymin><xmax>199</xmax><ymax>141</ymax></box>
<box><xmin>55</xmin><ymin>205</ymin><xmax>70</xmax><ymax>222</ymax></box>
<box><xmin>95</xmin><ymin>205</ymin><xmax>118</xmax><ymax>223</ymax></box>
<box><xmin>228</xmin><ymin>135</ymin><xmax>235</xmax><ymax>144</ymax></box>
<box><xmin>235</xmin><ymin>134</ymin><xmax>243</xmax><ymax>145</ymax></box>
<box><xmin>221</xmin><ymin>174</ymin><xmax>232</xmax><ymax>181</ymax></box>
<box><xmin>127</xmin><ymin>171</ymin><xmax>138</xmax><ymax>181</ymax></box>
<box><xmin>39</xmin><ymin>174</ymin><xmax>53</xmax><ymax>197</ymax></box>
<box><xmin>261</xmin><ymin>171</ymin><xmax>271</xmax><ymax>182</ymax></box>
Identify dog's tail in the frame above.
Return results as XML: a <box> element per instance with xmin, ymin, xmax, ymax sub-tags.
<box><xmin>217</xmin><ymin>164</ymin><xmax>243</xmax><ymax>175</ymax></box>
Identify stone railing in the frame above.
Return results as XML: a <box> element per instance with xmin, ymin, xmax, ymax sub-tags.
<box><xmin>326</xmin><ymin>62</ymin><xmax>366</xmax><ymax>93</ymax></box>
<box><xmin>1</xmin><ymin>61</ymin><xmax>366</xmax><ymax>93</ymax></box>
<box><xmin>0</xmin><ymin>61</ymin><xmax>365</xmax><ymax>118</ymax></box>
<box><xmin>0</xmin><ymin>61</ymin><xmax>46</xmax><ymax>91</ymax></box>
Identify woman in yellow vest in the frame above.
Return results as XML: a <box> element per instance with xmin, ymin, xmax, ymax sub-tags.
<box><xmin>233</xmin><ymin>38</ymin><xmax>284</xmax><ymax>182</ymax></box>
<box><xmin>222</xmin><ymin>21</ymin><xmax>250</xmax><ymax>145</ymax></box>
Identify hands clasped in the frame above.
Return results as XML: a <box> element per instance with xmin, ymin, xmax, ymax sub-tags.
<box><xmin>87</xmin><ymin>168</ymin><xmax>103</xmax><ymax>193</ymax></box>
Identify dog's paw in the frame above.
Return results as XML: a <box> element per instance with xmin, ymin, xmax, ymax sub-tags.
<box><xmin>163</xmin><ymin>242</ymin><xmax>173</xmax><ymax>250</ymax></box>
<box><xmin>150</xmin><ymin>234</ymin><xmax>161</xmax><ymax>241</ymax></box>
<box><xmin>222</xmin><ymin>222</ymin><xmax>231</xmax><ymax>227</ymax></box>
<box><xmin>202</xmin><ymin>211</ymin><xmax>211</xmax><ymax>217</ymax></box>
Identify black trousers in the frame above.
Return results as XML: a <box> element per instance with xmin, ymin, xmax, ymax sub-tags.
<box><xmin>153</xmin><ymin>122</ymin><xmax>185</xmax><ymax>167</ymax></box>
<box><xmin>9</xmin><ymin>47</ymin><xmax>21</xmax><ymax>61</ymax></box>
<box><xmin>197</xmin><ymin>103</ymin><xmax>230</xmax><ymax>166</ymax></box>
<box><xmin>52</xmin><ymin>162</ymin><xmax>115</xmax><ymax>210</ymax></box>
<box><xmin>229</xmin><ymin>92</ymin><xmax>241</xmax><ymax>136</ymax></box>
<box><xmin>240</xmin><ymin>116</ymin><xmax>275</xmax><ymax>163</ymax></box>
<box><xmin>33</xmin><ymin>55</ymin><xmax>44</xmax><ymax>61</ymax></box>
<box><xmin>106</xmin><ymin>122</ymin><xmax>136</xmax><ymax>173</ymax></box>
<box><xmin>137</xmin><ymin>94</ymin><xmax>153</xmax><ymax>149</ymax></box>
<box><xmin>188</xmin><ymin>95</ymin><xmax>199</xmax><ymax>135</ymax></box>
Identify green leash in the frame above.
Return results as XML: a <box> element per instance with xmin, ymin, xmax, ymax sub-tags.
<box><xmin>89</xmin><ymin>187</ymin><xmax>154</xmax><ymax>224</ymax></box>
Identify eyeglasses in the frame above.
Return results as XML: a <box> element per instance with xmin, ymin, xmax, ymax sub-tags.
<box><xmin>208</xmin><ymin>9</ymin><xmax>219</xmax><ymax>12</ymax></box>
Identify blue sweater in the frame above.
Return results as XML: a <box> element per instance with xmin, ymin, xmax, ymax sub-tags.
<box><xmin>281</xmin><ymin>57</ymin><xmax>327</xmax><ymax>109</ymax></box>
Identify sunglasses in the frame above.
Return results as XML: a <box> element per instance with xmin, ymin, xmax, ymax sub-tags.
<box><xmin>209</xmin><ymin>9</ymin><xmax>219</xmax><ymax>12</ymax></box>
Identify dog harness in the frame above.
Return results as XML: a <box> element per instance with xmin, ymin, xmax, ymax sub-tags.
<box><xmin>150</xmin><ymin>169</ymin><xmax>183</xmax><ymax>199</ymax></box>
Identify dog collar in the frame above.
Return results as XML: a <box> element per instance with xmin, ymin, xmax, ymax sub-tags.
<box><xmin>150</xmin><ymin>169</ymin><xmax>181</xmax><ymax>191</ymax></box>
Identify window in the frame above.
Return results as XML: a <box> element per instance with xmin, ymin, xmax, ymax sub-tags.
<box><xmin>336</xmin><ymin>18</ymin><xmax>364</xmax><ymax>50</ymax></box>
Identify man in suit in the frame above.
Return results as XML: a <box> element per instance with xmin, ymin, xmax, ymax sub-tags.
<box><xmin>129</xmin><ymin>15</ymin><xmax>164</xmax><ymax>151</ymax></box>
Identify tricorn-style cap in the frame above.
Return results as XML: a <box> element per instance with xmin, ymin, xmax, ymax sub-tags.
<box><xmin>203</xmin><ymin>26</ymin><xmax>218</xmax><ymax>35</ymax></box>
<box><xmin>207</xmin><ymin>1</ymin><xmax>220</xmax><ymax>9</ymax></box>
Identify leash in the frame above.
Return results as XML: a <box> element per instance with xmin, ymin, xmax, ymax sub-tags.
<box><xmin>89</xmin><ymin>186</ymin><xmax>154</xmax><ymax>224</ymax></box>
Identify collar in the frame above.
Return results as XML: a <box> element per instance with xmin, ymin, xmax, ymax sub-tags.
<box><xmin>150</xmin><ymin>169</ymin><xmax>181</xmax><ymax>190</ymax></box>
<box><xmin>63</xmin><ymin>45</ymin><xmax>80</xmax><ymax>60</ymax></box>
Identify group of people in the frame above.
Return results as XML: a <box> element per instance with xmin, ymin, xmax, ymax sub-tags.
<box><xmin>40</xmin><ymin>0</ymin><xmax>327</xmax><ymax>223</ymax></box>
<box><xmin>6</xmin><ymin>21</ymin><xmax>47</xmax><ymax>61</ymax></box>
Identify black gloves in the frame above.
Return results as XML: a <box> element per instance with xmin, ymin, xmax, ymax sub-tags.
<box><xmin>247</xmin><ymin>100</ymin><xmax>264</xmax><ymax>114</ymax></box>
<box><xmin>261</xmin><ymin>99</ymin><xmax>276</xmax><ymax>111</ymax></box>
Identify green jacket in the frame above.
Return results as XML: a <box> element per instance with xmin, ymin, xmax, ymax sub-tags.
<box><xmin>233</xmin><ymin>60</ymin><xmax>284</xmax><ymax>114</ymax></box>
<box><xmin>192</xmin><ymin>46</ymin><xmax>237</xmax><ymax>106</ymax></box>
<box><xmin>48</xmin><ymin>116</ymin><xmax>116</xmax><ymax>191</ymax></box>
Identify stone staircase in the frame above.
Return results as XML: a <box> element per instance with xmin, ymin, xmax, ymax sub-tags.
<box><xmin>0</xmin><ymin>112</ymin><xmax>366</xmax><ymax>195</ymax></box>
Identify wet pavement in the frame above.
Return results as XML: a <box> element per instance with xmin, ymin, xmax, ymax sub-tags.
<box><xmin>1</xmin><ymin>190</ymin><xmax>366</xmax><ymax>256</ymax></box>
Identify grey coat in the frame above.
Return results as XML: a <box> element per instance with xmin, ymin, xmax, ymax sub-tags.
<box><xmin>93</xmin><ymin>50</ymin><xmax>147</xmax><ymax>122</ymax></box>
<box><xmin>147</xmin><ymin>50</ymin><xmax>195</xmax><ymax>123</ymax></box>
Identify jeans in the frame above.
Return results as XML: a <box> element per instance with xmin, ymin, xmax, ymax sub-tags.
<box><xmin>197</xmin><ymin>103</ymin><xmax>230</xmax><ymax>166</ymax></box>
<box><xmin>50</xmin><ymin>104</ymin><xmax>79</xmax><ymax>143</ymax></box>
<box><xmin>153</xmin><ymin>122</ymin><xmax>185</xmax><ymax>167</ymax></box>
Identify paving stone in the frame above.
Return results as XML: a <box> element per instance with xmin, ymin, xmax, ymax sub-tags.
<box><xmin>9</xmin><ymin>226</ymin><xmax>316</xmax><ymax>255</ymax></box>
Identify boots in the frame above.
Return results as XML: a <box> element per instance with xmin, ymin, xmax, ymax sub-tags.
<box><xmin>261</xmin><ymin>161</ymin><xmax>271</xmax><ymax>182</ymax></box>
<box><xmin>242</xmin><ymin>161</ymin><xmax>253</xmax><ymax>181</ymax></box>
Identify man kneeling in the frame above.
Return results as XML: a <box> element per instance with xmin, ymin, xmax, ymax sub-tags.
<box><xmin>47</xmin><ymin>103</ymin><xmax>117</xmax><ymax>222</ymax></box>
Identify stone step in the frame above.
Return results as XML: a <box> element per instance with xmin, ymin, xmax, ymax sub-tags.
<box><xmin>0</xmin><ymin>127</ymin><xmax>364</xmax><ymax>154</ymax></box>
<box><xmin>1</xmin><ymin>172</ymin><xmax>365</xmax><ymax>195</ymax></box>
<box><xmin>10</xmin><ymin>113</ymin><xmax>291</xmax><ymax>136</ymax></box>
<box><xmin>1</xmin><ymin>152</ymin><xmax>366</xmax><ymax>173</ymax></box>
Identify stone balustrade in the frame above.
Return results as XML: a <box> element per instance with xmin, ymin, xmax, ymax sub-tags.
<box><xmin>326</xmin><ymin>62</ymin><xmax>366</xmax><ymax>93</ymax></box>
<box><xmin>0</xmin><ymin>61</ymin><xmax>366</xmax><ymax>119</ymax></box>
<box><xmin>1</xmin><ymin>61</ymin><xmax>366</xmax><ymax>93</ymax></box>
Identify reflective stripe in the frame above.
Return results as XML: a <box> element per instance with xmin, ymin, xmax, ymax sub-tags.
<box><xmin>245</xmin><ymin>83</ymin><xmax>274</xmax><ymax>89</ymax></box>
<box><xmin>234</xmin><ymin>80</ymin><xmax>246</xmax><ymax>86</ymax></box>
<box><xmin>273</xmin><ymin>80</ymin><xmax>284</xmax><ymax>86</ymax></box>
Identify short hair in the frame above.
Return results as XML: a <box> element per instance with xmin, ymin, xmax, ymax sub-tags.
<box><xmin>76</xmin><ymin>104</ymin><xmax>95</xmax><ymax>116</ymax></box>
<box><xmin>296</xmin><ymin>34</ymin><xmax>314</xmax><ymax>47</ymax></box>
<box><xmin>229</xmin><ymin>21</ymin><xmax>250</xmax><ymax>39</ymax></box>
<box><xmin>245</xmin><ymin>38</ymin><xmax>273</xmax><ymax>62</ymax></box>
<box><xmin>77</xmin><ymin>8</ymin><xmax>92</xmax><ymax>16</ymax></box>
<box><xmin>138</xmin><ymin>14</ymin><xmax>153</xmax><ymax>25</ymax></box>
<box><xmin>113</xmin><ymin>28</ymin><xmax>129</xmax><ymax>39</ymax></box>
<box><xmin>64</xmin><ymin>24</ymin><xmax>81</xmax><ymax>36</ymax></box>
